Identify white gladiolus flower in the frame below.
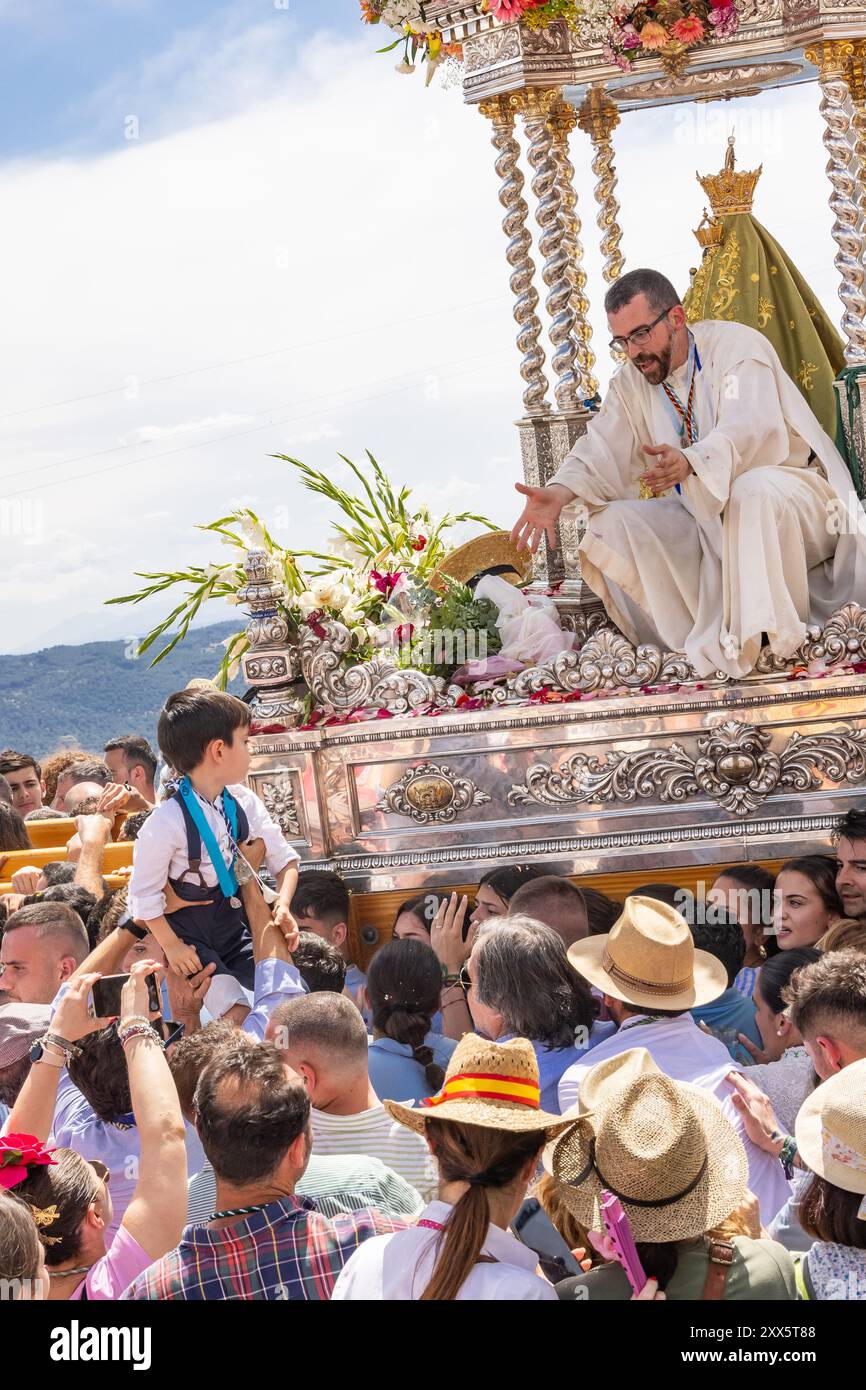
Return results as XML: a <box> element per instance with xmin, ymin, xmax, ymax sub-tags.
<box><xmin>238</xmin><ymin>517</ymin><xmax>268</xmax><ymax>551</ymax></box>
<box><xmin>325</xmin><ymin>531</ymin><xmax>366</xmax><ymax>566</ymax></box>
<box><xmin>309</xmin><ymin>573</ymin><xmax>352</xmax><ymax>612</ymax></box>
<box><xmin>381</xmin><ymin>0</ymin><xmax>424</xmax><ymax>27</ymax></box>
<box><xmin>297</xmin><ymin>590</ymin><xmax>320</xmax><ymax>617</ymax></box>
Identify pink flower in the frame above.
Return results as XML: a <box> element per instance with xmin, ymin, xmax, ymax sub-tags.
<box><xmin>393</xmin><ymin>623</ymin><xmax>415</xmax><ymax>643</ymax></box>
<box><xmin>619</xmin><ymin>23</ymin><xmax>642</xmax><ymax>49</ymax></box>
<box><xmin>0</xmin><ymin>1134</ymin><xmax>56</xmax><ymax>1191</ymax></box>
<box><xmin>708</xmin><ymin>4</ymin><xmax>738</xmax><ymax>34</ymax></box>
<box><xmin>639</xmin><ymin>21</ymin><xmax>669</xmax><ymax>49</ymax></box>
<box><xmin>614</xmin><ymin>51</ymin><xmax>633</xmax><ymax>70</ymax></box>
<box><xmin>670</xmin><ymin>15</ymin><xmax>704</xmax><ymax>42</ymax></box>
<box><xmin>489</xmin><ymin>0</ymin><xmax>539</xmax><ymax>21</ymax></box>
<box><xmin>370</xmin><ymin>569</ymin><xmax>402</xmax><ymax>596</ymax></box>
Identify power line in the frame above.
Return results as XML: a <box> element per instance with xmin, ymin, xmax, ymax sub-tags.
<box><xmin>0</xmin><ymin>344</ymin><xmax>509</xmax><ymax>487</ymax></box>
<box><xmin>0</xmin><ymin>348</ymin><xmax>513</xmax><ymax>501</ymax></box>
<box><xmin>0</xmin><ymin>293</ymin><xmax>505</xmax><ymax>424</ymax></box>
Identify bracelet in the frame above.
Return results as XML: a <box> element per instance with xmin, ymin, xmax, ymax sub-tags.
<box><xmin>44</xmin><ymin>1032</ymin><xmax>82</xmax><ymax>1059</ymax></box>
<box><xmin>117</xmin><ymin>1015</ymin><xmax>153</xmax><ymax>1032</ymax></box>
<box><xmin>36</xmin><ymin>1043</ymin><xmax>67</xmax><ymax>1069</ymax></box>
<box><xmin>777</xmin><ymin>1134</ymin><xmax>798</xmax><ymax>1180</ymax></box>
<box><xmin>119</xmin><ymin>1025</ymin><xmax>163</xmax><ymax>1050</ymax></box>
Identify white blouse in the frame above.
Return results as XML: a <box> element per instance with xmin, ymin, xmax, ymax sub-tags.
<box><xmin>331</xmin><ymin>1200</ymin><xmax>557</xmax><ymax>1301</ymax></box>
<box><xmin>746</xmin><ymin>1047</ymin><xmax>816</xmax><ymax>1136</ymax></box>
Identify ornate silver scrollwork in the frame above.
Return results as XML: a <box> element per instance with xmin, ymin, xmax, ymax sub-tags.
<box><xmin>506</xmin><ymin>625</ymin><xmax>700</xmax><ymax>697</ymax></box>
<box><xmin>520</xmin><ymin>18</ymin><xmax>573</xmax><ymax>56</ymax></box>
<box><xmin>508</xmin><ymin>718</ymin><xmax>866</xmax><ymax>818</ymax></box>
<box><xmin>377</xmin><ymin>761</ymin><xmax>491</xmax><ymax>825</ymax></box>
<box><xmin>299</xmin><ymin>619</ymin><xmax>452</xmax><ymax>715</ymax></box>
<box><xmin>259</xmin><ymin>778</ymin><xmax>302</xmax><ymax>839</ymax></box>
<box><xmin>755</xmin><ymin>602</ymin><xmax>866</xmax><ymax>671</ymax></box>
<box><xmin>463</xmin><ymin>24</ymin><xmax>521</xmax><ymax>73</ymax></box>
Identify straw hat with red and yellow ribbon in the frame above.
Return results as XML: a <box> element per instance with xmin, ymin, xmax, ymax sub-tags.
<box><xmin>383</xmin><ymin>1033</ymin><xmax>574</xmax><ymax>1138</ymax></box>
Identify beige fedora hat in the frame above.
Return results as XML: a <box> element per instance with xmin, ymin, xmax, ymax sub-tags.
<box><xmin>567</xmin><ymin>895</ymin><xmax>727</xmax><ymax>1011</ymax></box>
<box><xmin>795</xmin><ymin>1056</ymin><xmax>866</xmax><ymax>1197</ymax></box>
<box><xmin>384</xmin><ymin>1033</ymin><xmax>573</xmax><ymax>1139</ymax></box>
<box><xmin>543</xmin><ymin>1048</ymin><xmax>748</xmax><ymax>1242</ymax></box>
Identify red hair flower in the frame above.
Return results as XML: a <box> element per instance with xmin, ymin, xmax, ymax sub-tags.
<box><xmin>0</xmin><ymin>1134</ymin><xmax>57</xmax><ymax>1191</ymax></box>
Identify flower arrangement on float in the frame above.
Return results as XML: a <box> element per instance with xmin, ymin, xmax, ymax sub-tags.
<box><xmin>360</xmin><ymin>2</ymin><xmax>464</xmax><ymax>82</ymax></box>
<box><xmin>107</xmin><ymin>452</ymin><xmax>500</xmax><ymax>694</ymax></box>
<box><xmin>366</xmin><ymin>1</ymin><xmax>740</xmax><ymax>79</ymax></box>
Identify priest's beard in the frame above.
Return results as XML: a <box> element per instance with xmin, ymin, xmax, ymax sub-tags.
<box><xmin>632</xmin><ymin>332</ymin><xmax>675</xmax><ymax>385</ymax></box>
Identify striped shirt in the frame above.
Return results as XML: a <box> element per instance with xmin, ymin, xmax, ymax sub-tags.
<box><xmin>186</xmin><ymin>1153</ymin><xmax>425</xmax><ymax>1225</ymax></box>
<box><xmin>311</xmin><ymin>1104</ymin><xmax>439</xmax><ymax>1202</ymax></box>
<box><xmin>120</xmin><ymin>1195</ymin><xmax>404</xmax><ymax>1301</ymax></box>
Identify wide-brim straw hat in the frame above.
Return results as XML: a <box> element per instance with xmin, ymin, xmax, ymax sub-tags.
<box><xmin>543</xmin><ymin>1048</ymin><xmax>748</xmax><ymax>1242</ymax></box>
<box><xmin>795</xmin><ymin>1056</ymin><xmax>866</xmax><ymax>1197</ymax></box>
<box><xmin>384</xmin><ymin>1033</ymin><xmax>573</xmax><ymax>1139</ymax></box>
<box><xmin>429</xmin><ymin>530</ymin><xmax>531</xmax><ymax>593</ymax></box>
<box><xmin>567</xmin><ymin>895</ymin><xmax>727</xmax><ymax>1011</ymax></box>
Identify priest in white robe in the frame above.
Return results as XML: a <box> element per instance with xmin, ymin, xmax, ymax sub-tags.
<box><xmin>511</xmin><ymin>268</ymin><xmax>866</xmax><ymax>678</ymax></box>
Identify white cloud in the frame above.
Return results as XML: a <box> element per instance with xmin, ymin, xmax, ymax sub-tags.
<box><xmin>117</xmin><ymin>413</ymin><xmax>256</xmax><ymax>446</ymax></box>
<box><xmin>0</xmin><ymin>19</ymin><xmax>843</xmax><ymax>654</ymax></box>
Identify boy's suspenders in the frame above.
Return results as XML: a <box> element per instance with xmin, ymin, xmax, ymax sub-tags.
<box><xmin>171</xmin><ymin>789</ymin><xmax>251</xmax><ymax>892</ymax></box>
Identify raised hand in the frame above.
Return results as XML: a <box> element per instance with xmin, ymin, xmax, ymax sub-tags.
<box><xmin>430</xmin><ymin>892</ymin><xmax>472</xmax><ymax>975</ymax></box>
<box><xmin>726</xmin><ymin>1069</ymin><xmax>784</xmax><ymax>1154</ymax></box>
<box><xmin>640</xmin><ymin>443</ymin><xmax>691</xmax><ymax>495</ymax></box>
<box><xmin>53</xmin><ymin>972</ymin><xmax>116</xmax><ymax>1041</ymax></box>
<box><xmin>510</xmin><ymin>482</ymin><xmax>574</xmax><ymax>554</ymax></box>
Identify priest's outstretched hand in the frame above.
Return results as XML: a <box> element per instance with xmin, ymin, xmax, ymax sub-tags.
<box><xmin>640</xmin><ymin>443</ymin><xmax>692</xmax><ymax>495</ymax></box>
<box><xmin>511</xmin><ymin>481</ymin><xmax>576</xmax><ymax>553</ymax></box>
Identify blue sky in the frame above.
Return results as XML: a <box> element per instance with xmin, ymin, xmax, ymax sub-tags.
<box><xmin>0</xmin><ymin>2</ymin><xmax>844</xmax><ymax>655</ymax></box>
<box><xmin>0</xmin><ymin>0</ymin><xmax>361</xmax><ymax>158</ymax></box>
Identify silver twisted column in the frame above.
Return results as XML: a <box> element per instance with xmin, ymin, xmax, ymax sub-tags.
<box><xmin>578</xmin><ymin>86</ymin><xmax>624</xmax><ymax>286</ymax></box>
<box><xmin>845</xmin><ymin>43</ymin><xmax>866</xmax><ymax>363</ymax></box>
<box><xmin>479</xmin><ymin>95</ymin><xmax>550</xmax><ymax>414</ymax></box>
<box><xmin>519</xmin><ymin>88</ymin><xmax>578</xmax><ymax>412</ymax></box>
<box><xmin>807</xmin><ymin>42</ymin><xmax>866</xmax><ymax>363</ymax></box>
<box><xmin>549</xmin><ymin>96</ymin><xmax>598</xmax><ymax>401</ymax></box>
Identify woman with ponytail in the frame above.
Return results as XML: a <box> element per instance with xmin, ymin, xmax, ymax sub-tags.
<box><xmin>366</xmin><ymin>939</ymin><xmax>457</xmax><ymax>1105</ymax></box>
<box><xmin>332</xmin><ymin>1035</ymin><xmax>573</xmax><ymax>1301</ymax></box>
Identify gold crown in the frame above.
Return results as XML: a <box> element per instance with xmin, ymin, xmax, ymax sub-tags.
<box><xmin>696</xmin><ymin>136</ymin><xmax>762</xmax><ymax>216</ymax></box>
<box><xmin>693</xmin><ymin>208</ymin><xmax>724</xmax><ymax>249</ymax></box>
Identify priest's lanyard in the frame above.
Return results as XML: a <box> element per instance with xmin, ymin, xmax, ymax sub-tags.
<box><xmin>657</xmin><ymin>333</ymin><xmax>702</xmax><ymax>494</ymax></box>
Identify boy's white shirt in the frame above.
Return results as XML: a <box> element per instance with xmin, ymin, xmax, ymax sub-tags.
<box><xmin>127</xmin><ymin>781</ymin><xmax>299</xmax><ymax>921</ymax></box>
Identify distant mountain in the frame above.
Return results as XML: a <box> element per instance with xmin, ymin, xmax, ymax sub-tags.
<box><xmin>0</xmin><ymin>622</ymin><xmax>246</xmax><ymax>757</ymax></box>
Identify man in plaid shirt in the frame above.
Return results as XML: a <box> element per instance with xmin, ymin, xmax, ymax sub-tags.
<box><xmin>122</xmin><ymin>1035</ymin><xmax>405</xmax><ymax>1300</ymax></box>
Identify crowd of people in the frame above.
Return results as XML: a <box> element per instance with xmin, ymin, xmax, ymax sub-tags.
<box><xmin>1</xmin><ymin>695</ymin><xmax>866</xmax><ymax>1302</ymax></box>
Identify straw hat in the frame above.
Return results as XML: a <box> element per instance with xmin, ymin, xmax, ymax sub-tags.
<box><xmin>543</xmin><ymin>1048</ymin><xmax>748</xmax><ymax>1242</ymax></box>
<box><xmin>567</xmin><ymin>895</ymin><xmax>727</xmax><ymax>1011</ymax></box>
<box><xmin>429</xmin><ymin>531</ymin><xmax>531</xmax><ymax>593</ymax></box>
<box><xmin>384</xmin><ymin>1033</ymin><xmax>573</xmax><ymax>1139</ymax></box>
<box><xmin>795</xmin><ymin>1057</ymin><xmax>866</xmax><ymax>1197</ymax></box>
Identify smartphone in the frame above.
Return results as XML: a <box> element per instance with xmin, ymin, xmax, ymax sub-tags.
<box><xmin>511</xmin><ymin>1197</ymin><xmax>582</xmax><ymax>1282</ymax></box>
<box><xmin>599</xmin><ymin>1190</ymin><xmax>647</xmax><ymax>1296</ymax></box>
<box><xmin>159</xmin><ymin>1019</ymin><xmax>185</xmax><ymax>1047</ymax></box>
<box><xmin>91</xmin><ymin>972</ymin><xmax>161</xmax><ymax>1019</ymax></box>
